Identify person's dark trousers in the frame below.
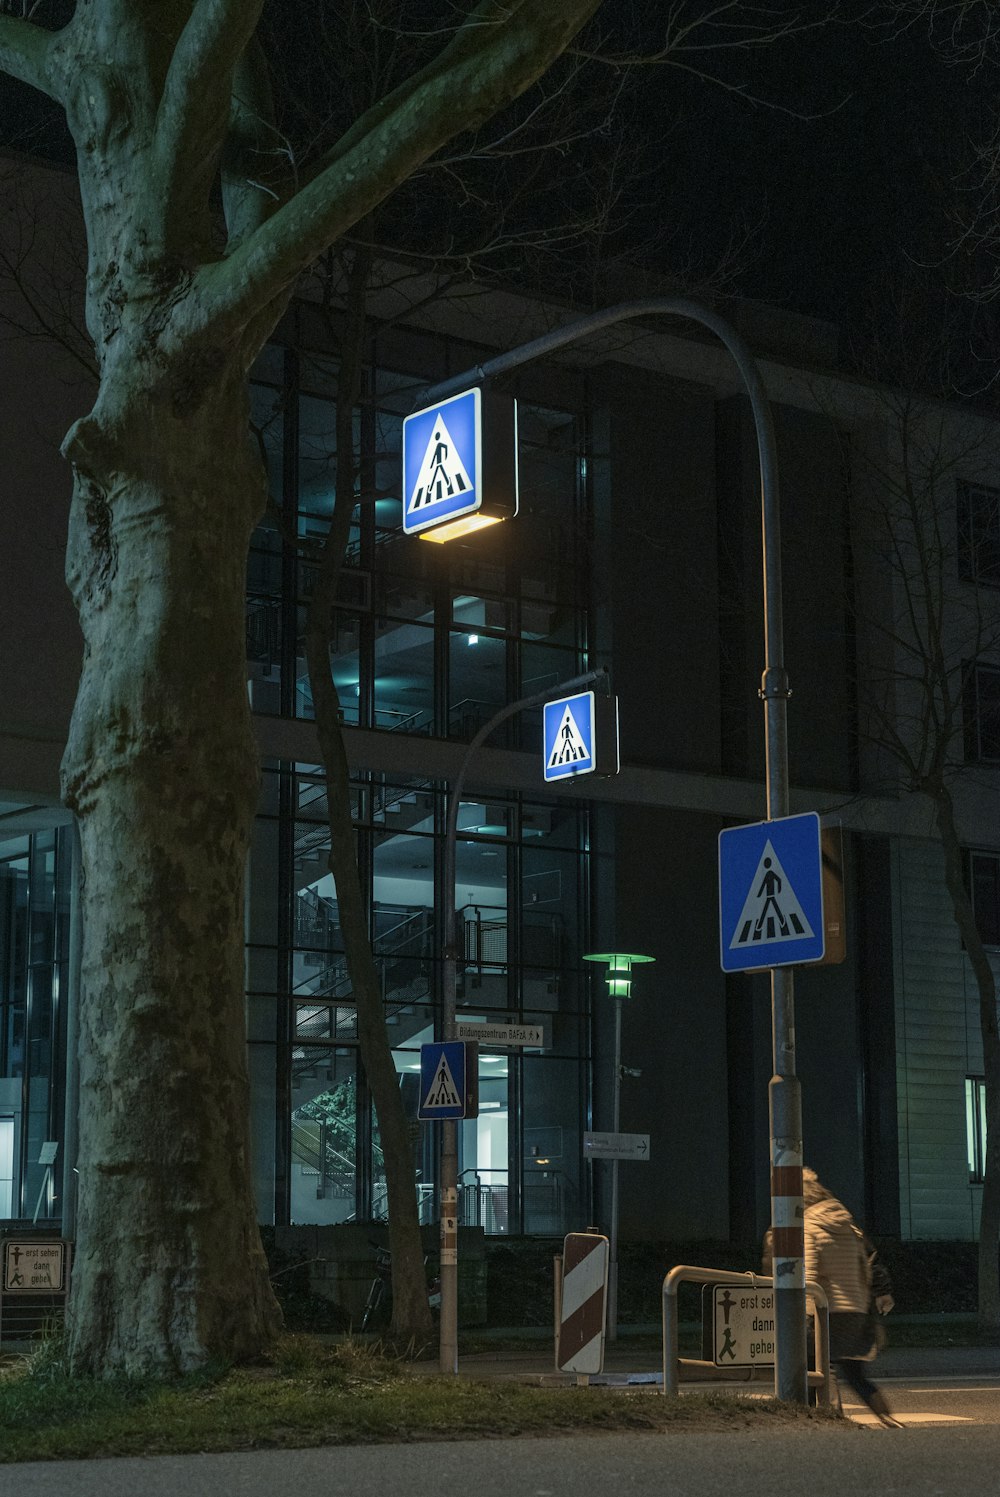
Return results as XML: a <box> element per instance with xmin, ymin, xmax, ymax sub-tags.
<box><xmin>835</xmin><ymin>1359</ymin><xmax>901</xmax><ymax>1426</ymax></box>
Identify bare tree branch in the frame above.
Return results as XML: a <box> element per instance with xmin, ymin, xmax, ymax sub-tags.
<box><xmin>190</xmin><ymin>0</ymin><xmax>601</xmax><ymax>343</ymax></box>
<box><xmin>154</xmin><ymin>0</ymin><xmax>265</xmax><ymax>230</ymax></box>
<box><xmin>0</xmin><ymin>10</ymin><xmax>59</xmax><ymax>97</ymax></box>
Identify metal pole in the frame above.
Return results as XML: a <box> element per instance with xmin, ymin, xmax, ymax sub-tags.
<box><xmin>752</xmin><ymin>353</ymin><xmax>807</xmax><ymax>1410</ymax></box>
<box><xmin>417</xmin><ymin>295</ymin><xmax>806</xmax><ymax>1401</ymax></box>
<box><xmin>439</xmin><ymin>667</ymin><xmax>607</xmax><ymax>1375</ymax></box>
<box><xmin>607</xmin><ymin>991</ymin><xmax>622</xmax><ymax>1340</ymax></box>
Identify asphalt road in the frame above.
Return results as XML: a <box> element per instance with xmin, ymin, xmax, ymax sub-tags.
<box><xmin>846</xmin><ymin>1371</ymin><xmax>1000</xmax><ymax>1428</ymax></box>
<box><xmin>5</xmin><ymin>1423</ymin><xmax>1000</xmax><ymax>1497</ymax></box>
<box><xmin>3</xmin><ymin>1350</ymin><xmax>998</xmax><ymax>1497</ymax></box>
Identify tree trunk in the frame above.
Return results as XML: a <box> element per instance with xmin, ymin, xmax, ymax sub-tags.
<box><xmin>60</xmin><ymin>369</ymin><xmax>282</xmax><ymax>1375</ymax></box>
<box><xmin>932</xmin><ymin>784</ymin><xmax>1000</xmax><ymax>1332</ymax></box>
<box><xmin>299</xmin><ymin>254</ymin><xmax>432</xmax><ymax>1338</ymax></box>
<box><xmin>311</xmin><ymin>703</ymin><xmax>433</xmax><ymax>1342</ymax></box>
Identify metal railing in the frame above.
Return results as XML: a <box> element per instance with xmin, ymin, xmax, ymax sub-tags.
<box><xmin>661</xmin><ymin>1265</ymin><xmax>833</xmax><ymax>1404</ymax></box>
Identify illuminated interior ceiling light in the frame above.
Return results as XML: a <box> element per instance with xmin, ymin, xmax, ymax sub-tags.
<box><xmin>467</xmin><ymin>633</ymin><xmax>479</xmax><ymax>645</ymax></box>
<box><xmin>418</xmin><ymin>512</ymin><xmax>504</xmax><ymax>544</ymax></box>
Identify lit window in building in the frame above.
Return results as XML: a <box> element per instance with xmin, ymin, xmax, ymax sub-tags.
<box><xmin>966</xmin><ymin>1076</ymin><xmax>988</xmax><ymax>1184</ymax></box>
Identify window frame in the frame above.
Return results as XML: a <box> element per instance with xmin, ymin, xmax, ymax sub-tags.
<box><xmin>964</xmin><ymin>661</ymin><xmax>1000</xmax><ymax>764</ymax></box>
<box><xmin>965</xmin><ymin>848</ymin><xmax>1000</xmax><ymax>949</ymax></box>
<box><xmin>957</xmin><ymin>480</ymin><xmax>1000</xmax><ymax>590</ymax></box>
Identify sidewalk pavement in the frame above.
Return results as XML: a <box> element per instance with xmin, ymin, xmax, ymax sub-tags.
<box><xmin>438</xmin><ymin>1335</ymin><xmax>1000</xmax><ymax>1386</ymax></box>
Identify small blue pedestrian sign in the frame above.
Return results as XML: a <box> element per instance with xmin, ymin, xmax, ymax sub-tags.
<box><xmin>719</xmin><ymin>812</ymin><xmax>825</xmax><ymax>972</ymax></box>
<box><xmin>417</xmin><ymin>1041</ymin><xmax>478</xmax><ymax>1121</ymax></box>
<box><xmin>544</xmin><ymin>692</ymin><xmax>595</xmax><ymax>781</ymax></box>
<box><xmin>543</xmin><ymin>691</ymin><xmax>619</xmax><ymax>783</ymax></box>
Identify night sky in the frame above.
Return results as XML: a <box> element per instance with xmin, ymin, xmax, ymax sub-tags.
<box><xmin>0</xmin><ymin>5</ymin><xmax>989</xmax><ymax>352</ymax></box>
<box><xmin>622</xmin><ymin>12</ymin><xmax>988</xmax><ymax>334</ymax></box>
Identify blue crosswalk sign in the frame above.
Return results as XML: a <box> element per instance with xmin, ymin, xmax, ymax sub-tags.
<box><xmin>718</xmin><ymin>812</ymin><xmax>825</xmax><ymax>972</ymax></box>
<box><xmin>543</xmin><ymin>691</ymin><xmax>596</xmax><ymax>781</ymax></box>
<box><xmin>403</xmin><ymin>389</ymin><xmax>482</xmax><ymax>536</ymax></box>
<box><xmin>417</xmin><ymin>1041</ymin><xmax>477</xmax><ymax>1120</ymax></box>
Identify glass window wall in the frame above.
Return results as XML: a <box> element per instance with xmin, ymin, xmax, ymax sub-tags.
<box><xmin>0</xmin><ymin>824</ymin><xmax>70</xmax><ymax>1222</ymax></box>
<box><xmin>244</xmin><ymin>343</ymin><xmax>594</xmax><ymax>1237</ymax></box>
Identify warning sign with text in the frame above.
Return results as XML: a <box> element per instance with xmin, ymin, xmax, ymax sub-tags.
<box><xmin>710</xmin><ymin>1284</ymin><xmax>775</xmax><ymax>1367</ymax></box>
<box><xmin>3</xmin><ymin>1240</ymin><xmax>69</xmax><ymax>1295</ymax></box>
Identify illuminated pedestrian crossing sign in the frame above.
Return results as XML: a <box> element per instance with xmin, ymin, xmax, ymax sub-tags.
<box><xmin>417</xmin><ymin>1040</ymin><xmax>479</xmax><ymax>1120</ymax></box>
<box><xmin>402</xmin><ymin>387</ymin><xmax>518</xmax><ymax>539</ymax></box>
<box><xmin>718</xmin><ymin>812</ymin><xmax>825</xmax><ymax>972</ymax></box>
<box><xmin>542</xmin><ymin>690</ymin><xmax>620</xmax><ymax>783</ymax></box>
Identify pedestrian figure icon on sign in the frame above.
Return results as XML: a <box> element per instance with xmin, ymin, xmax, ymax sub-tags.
<box><xmin>731</xmin><ymin>840</ymin><xmax>814</xmax><ymax>949</ymax></box>
<box><xmin>423</xmin><ymin>1051</ymin><xmax>462</xmax><ymax>1112</ymax></box>
<box><xmin>409</xmin><ymin>417</ymin><xmax>472</xmax><ymax>514</ymax></box>
<box><xmin>548</xmin><ymin>703</ymin><xmax>590</xmax><ymax>770</ymax></box>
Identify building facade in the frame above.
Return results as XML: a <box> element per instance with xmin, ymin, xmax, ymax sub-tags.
<box><xmin>2</xmin><ymin>160</ymin><xmax>1000</xmax><ymax>1255</ymax></box>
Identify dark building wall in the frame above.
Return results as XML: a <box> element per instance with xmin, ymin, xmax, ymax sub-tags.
<box><xmin>0</xmin><ymin>329</ymin><xmax>87</xmax><ymax>799</ymax></box>
<box><xmin>584</xmin><ymin>366</ymin><xmax>869</xmax><ymax>1245</ymax></box>
<box><xmin>856</xmin><ymin>834</ymin><xmax>900</xmax><ymax>1236</ymax></box>
<box><xmin>716</xmin><ymin>395</ymin><xmax>855</xmax><ymax>793</ymax></box>
<box><xmin>595</xmin><ymin>804</ymin><xmax>730</xmax><ymax>1242</ymax></box>
<box><xmin>793</xmin><ymin>846</ymin><xmax>868</xmax><ymax>1223</ymax></box>
<box><xmin>597</xmin><ymin>365</ymin><xmax>722</xmax><ymax>774</ymax></box>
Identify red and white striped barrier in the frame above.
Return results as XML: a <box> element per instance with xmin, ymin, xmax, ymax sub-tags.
<box><xmin>556</xmin><ymin>1231</ymin><xmax>609</xmax><ymax>1375</ymax></box>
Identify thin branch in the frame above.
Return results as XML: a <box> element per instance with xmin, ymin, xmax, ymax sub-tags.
<box><xmin>0</xmin><ymin>11</ymin><xmax>59</xmax><ymax>98</ymax></box>
<box><xmin>188</xmin><ymin>0</ymin><xmax>600</xmax><ymax>345</ymax></box>
<box><xmin>154</xmin><ymin>0</ymin><xmax>265</xmax><ymax>216</ymax></box>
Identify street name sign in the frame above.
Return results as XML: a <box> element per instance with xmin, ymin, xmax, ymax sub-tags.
<box><xmin>417</xmin><ymin>1040</ymin><xmax>479</xmax><ymax>1121</ymax></box>
<box><xmin>402</xmin><ymin>387</ymin><xmax>518</xmax><ymax>538</ymax></box>
<box><xmin>455</xmin><ymin>1020</ymin><xmax>545</xmax><ymax>1048</ymax></box>
<box><xmin>543</xmin><ymin>690</ymin><xmax>620</xmax><ymax>783</ymax></box>
<box><xmin>3</xmin><ymin>1239</ymin><xmax>69</xmax><ymax>1294</ymax></box>
<box><xmin>583</xmin><ymin>1131</ymin><xmax>650</xmax><ymax>1162</ymax></box>
<box><xmin>718</xmin><ymin>811</ymin><xmax>826</xmax><ymax>972</ymax></box>
<box><xmin>708</xmin><ymin>1284</ymin><xmax>775</xmax><ymax>1368</ymax></box>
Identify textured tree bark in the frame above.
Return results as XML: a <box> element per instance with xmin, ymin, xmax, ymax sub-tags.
<box><xmin>60</xmin><ymin>368</ymin><xmax>283</xmax><ymax>1374</ymax></box>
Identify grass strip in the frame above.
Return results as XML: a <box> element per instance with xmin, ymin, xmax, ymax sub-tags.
<box><xmin>0</xmin><ymin>1337</ymin><xmax>844</xmax><ymax>1464</ymax></box>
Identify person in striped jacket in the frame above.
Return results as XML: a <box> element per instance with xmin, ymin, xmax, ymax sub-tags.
<box><xmin>802</xmin><ymin>1167</ymin><xmax>901</xmax><ymax>1428</ymax></box>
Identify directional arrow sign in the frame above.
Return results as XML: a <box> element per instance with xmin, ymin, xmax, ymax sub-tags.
<box><xmin>583</xmin><ymin>1131</ymin><xmax>650</xmax><ymax>1162</ymax></box>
